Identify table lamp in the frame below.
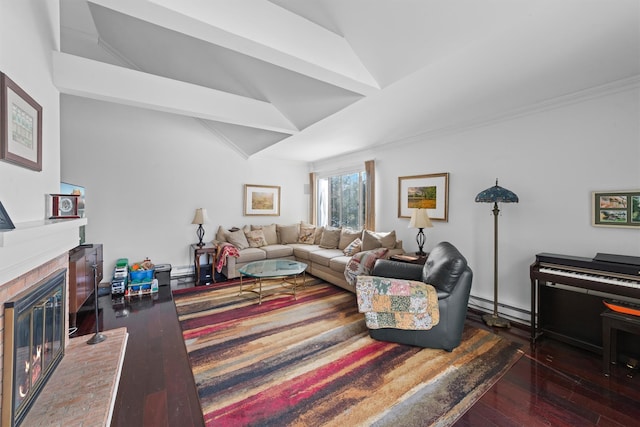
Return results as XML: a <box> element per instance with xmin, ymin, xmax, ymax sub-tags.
<box><xmin>191</xmin><ymin>208</ymin><xmax>208</xmax><ymax>247</ymax></box>
<box><xmin>409</xmin><ymin>208</ymin><xmax>433</xmax><ymax>256</ymax></box>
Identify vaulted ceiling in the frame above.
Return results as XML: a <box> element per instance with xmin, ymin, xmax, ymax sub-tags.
<box><xmin>58</xmin><ymin>0</ymin><xmax>640</xmax><ymax>162</ymax></box>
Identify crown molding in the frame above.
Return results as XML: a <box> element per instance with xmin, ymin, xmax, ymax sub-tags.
<box><xmin>383</xmin><ymin>75</ymin><xmax>640</xmax><ymax>150</ymax></box>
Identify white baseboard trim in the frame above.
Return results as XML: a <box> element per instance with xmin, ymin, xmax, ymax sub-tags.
<box><xmin>468</xmin><ymin>294</ymin><xmax>531</xmax><ymax>326</ymax></box>
<box><xmin>171</xmin><ymin>265</ymin><xmax>194</xmax><ymax>278</ymax></box>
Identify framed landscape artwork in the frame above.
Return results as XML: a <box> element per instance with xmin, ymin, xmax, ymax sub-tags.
<box><xmin>398</xmin><ymin>172</ymin><xmax>449</xmax><ymax>221</ymax></box>
<box><xmin>592</xmin><ymin>190</ymin><xmax>640</xmax><ymax>228</ymax></box>
<box><xmin>0</xmin><ymin>72</ymin><xmax>42</xmax><ymax>171</ymax></box>
<box><xmin>244</xmin><ymin>184</ymin><xmax>281</xmax><ymax>216</ymax></box>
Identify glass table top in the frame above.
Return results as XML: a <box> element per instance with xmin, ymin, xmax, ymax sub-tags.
<box><xmin>238</xmin><ymin>260</ymin><xmax>307</xmax><ymax>278</ymax></box>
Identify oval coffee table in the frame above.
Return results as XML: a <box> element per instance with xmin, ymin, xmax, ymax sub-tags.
<box><xmin>238</xmin><ymin>260</ymin><xmax>308</xmax><ymax>304</ymax></box>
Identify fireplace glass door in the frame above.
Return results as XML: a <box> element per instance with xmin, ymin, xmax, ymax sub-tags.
<box><xmin>3</xmin><ymin>269</ymin><xmax>66</xmax><ymax>427</ymax></box>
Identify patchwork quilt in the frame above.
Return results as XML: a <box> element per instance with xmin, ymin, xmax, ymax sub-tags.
<box><xmin>356</xmin><ymin>276</ymin><xmax>439</xmax><ymax>330</ymax></box>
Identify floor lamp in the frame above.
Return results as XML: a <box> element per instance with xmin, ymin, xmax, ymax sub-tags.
<box><xmin>475</xmin><ymin>179</ymin><xmax>518</xmax><ymax>328</ymax></box>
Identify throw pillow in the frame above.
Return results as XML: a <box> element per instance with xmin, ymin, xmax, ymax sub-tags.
<box><xmin>215</xmin><ymin>225</ymin><xmax>228</xmax><ymax>243</ymax></box>
<box><xmin>338</xmin><ymin>229</ymin><xmax>362</xmax><ymax>250</ymax></box>
<box><xmin>227</xmin><ymin>229</ymin><xmax>250</xmax><ymax>250</ymax></box>
<box><xmin>252</xmin><ymin>224</ymin><xmax>278</xmax><ymax>245</ymax></box>
<box><xmin>344</xmin><ymin>248</ymin><xmax>389</xmax><ymax>286</ymax></box>
<box><xmin>319</xmin><ymin>228</ymin><xmax>341</xmax><ymax>249</ymax></box>
<box><xmin>343</xmin><ymin>238</ymin><xmax>362</xmax><ymax>256</ymax></box>
<box><xmin>314</xmin><ymin>226</ymin><xmax>325</xmax><ymax>244</ymax></box>
<box><xmin>245</xmin><ymin>229</ymin><xmax>268</xmax><ymax>248</ymax></box>
<box><xmin>362</xmin><ymin>230</ymin><xmax>397</xmax><ymax>251</ymax></box>
<box><xmin>278</xmin><ymin>224</ymin><xmax>300</xmax><ymax>244</ymax></box>
<box><xmin>298</xmin><ymin>226</ymin><xmax>316</xmax><ymax>244</ymax></box>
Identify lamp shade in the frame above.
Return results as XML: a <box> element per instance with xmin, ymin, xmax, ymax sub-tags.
<box><xmin>409</xmin><ymin>208</ymin><xmax>433</xmax><ymax>229</ymax></box>
<box><xmin>191</xmin><ymin>208</ymin><xmax>208</xmax><ymax>225</ymax></box>
<box><xmin>475</xmin><ymin>179</ymin><xmax>519</xmax><ymax>204</ymax></box>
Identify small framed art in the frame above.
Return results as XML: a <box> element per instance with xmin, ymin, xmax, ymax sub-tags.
<box><xmin>398</xmin><ymin>173</ymin><xmax>449</xmax><ymax>221</ymax></box>
<box><xmin>244</xmin><ymin>184</ymin><xmax>281</xmax><ymax>216</ymax></box>
<box><xmin>0</xmin><ymin>201</ymin><xmax>15</xmax><ymax>230</ymax></box>
<box><xmin>592</xmin><ymin>190</ymin><xmax>640</xmax><ymax>228</ymax></box>
<box><xmin>1</xmin><ymin>72</ymin><xmax>43</xmax><ymax>171</ymax></box>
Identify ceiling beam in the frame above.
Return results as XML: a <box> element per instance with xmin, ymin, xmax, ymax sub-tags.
<box><xmin>52</xmin><ymin>51</ymin><xmax>299</xmax><ymax>134</ymax></box>
<box><xmin>88</xmin><ymin>0</ymin><xmax>380</xmax><ymax>95</ymax></box>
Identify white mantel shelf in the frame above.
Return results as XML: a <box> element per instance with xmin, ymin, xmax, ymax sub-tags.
<box><xmin>0</xmin><ymin>218</ymin><xmax>87</xmax><ymax>247</ymax></box>
<box><xmin>0</xmin><ymin>218</ymin><xmax>88</xmax><ymax>286</ymax></box>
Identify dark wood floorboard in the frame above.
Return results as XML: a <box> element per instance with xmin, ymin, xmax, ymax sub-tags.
<box><xmin>73</xmin><ymin>278</ymin><xmax>639</xmax><ymax>427</ymax></box>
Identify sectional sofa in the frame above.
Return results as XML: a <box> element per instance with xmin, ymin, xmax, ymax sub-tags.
<box><xmin>214</xmin><ymin>222</ymin><xmax>404</xmax><ymax>292</ymax></box>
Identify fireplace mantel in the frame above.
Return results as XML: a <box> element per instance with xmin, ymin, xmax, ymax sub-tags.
<box><xmin>0</xmin><ymin>218</ymin><xmax>87</xmax><ymax>286</ymax></box>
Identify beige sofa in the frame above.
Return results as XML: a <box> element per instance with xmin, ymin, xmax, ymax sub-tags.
<box><xmin>214</xmin><ymin>222</ymin><xmax>404</xmax><ymax>293</ymax></box>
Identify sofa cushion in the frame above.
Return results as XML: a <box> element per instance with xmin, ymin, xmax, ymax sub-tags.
<box><xmin>298</xmin><ymin>226</ymin><xmax>316</xmax><ymax>244</ymax></box>
<box><xmin>245</xmin><ymin>229</ymin><xmax>268</xmax><ymax>248</ymax></box>
<box><xmin>236</xmin><ymin>247</ymin><xmax>267</xmax><ymax>263</ymax></box>
<box><xmin>422</xmin><ymin>241</ymin><xmax>468</xmax><ymax>294</ymax></box>
<box><xmin>329</xmin><ymin>255</ymin><xmax>351</xmax><ymax>273</ymax></box>
<box><xmin>338</xmin><ymin>229</ymin><xmax>362</xmax><ymax>250</ymax></box>
<box><xmin>362</xmin><ymin>230</ymin><xmax>397</xmax><ymax>251</ymax></box>
<box><xmin>227</xmin><ymin>229</ymin><xmax>250</xmax><ymax>250</ymax></box>
<box><xmin>290</xmin><ymin>243</ymin><xmax>321</xmax><ymax>260</ymax></box>
<box><xmin>215</xmin><ymin>225</ymin><xmax>228</xmax><ymax>243</ymax></box>
<box><xmin>262</xmin><ymin>244</ymin><xmax>294</xmax><ymax>259</ymax></box>
<box><xmin>344</xmin><ymin>248</ymin><xmax>389</xmax><ymax>286</ymax></box>
<box><xmin>343</xmin><ymin>238</ymin><xmax>362</xmax><ymax>256</ymax></box>
<box><xmin>278</xmin><ymin>224</ymin><xmax>300</xmax><ymax>244</ymax></box>
<box><xmin>314</xmin><ymin>226</ymin><xmax>325</xmax><ymax>244</ymax></box>
<box><xmin>251</xmin><ymin>224</ymin><xmax>278</xmax><ymax>245</ymax></box>
<box><xmin>308</xmin><ymin>248</ymin><xmax>344</xmax><ymax>267</ymax></box>
<box><xmin>319</xmin><ymin>228</ymin><xmax>341</xmax><ymax>249</ymax></box>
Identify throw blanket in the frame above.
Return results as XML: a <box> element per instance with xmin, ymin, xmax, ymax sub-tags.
<box><xmin>215</xmin><ymin>243</ymin><xmax>240</xmax><ymax>273</ymax></box>
<box><xmin>356</xmin><ymin>276</ymin><xmax>439</xmax><ymax>330</ymax></box>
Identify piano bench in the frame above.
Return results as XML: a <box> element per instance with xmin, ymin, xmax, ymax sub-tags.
<box><xmin>601</xmin><ymin>310</ymin><xmax>640</xmax><ymax>376</ymax></box>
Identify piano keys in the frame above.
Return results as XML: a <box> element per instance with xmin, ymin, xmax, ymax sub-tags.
<box><xmin>530</xmin><ymin>252</ymin><xmax>640</xmax><ymax>356</ymax></box>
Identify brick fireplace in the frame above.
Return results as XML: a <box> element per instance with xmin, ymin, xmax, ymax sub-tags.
<box><xmin>0</xmin><ymin>218</ymin><xmax>86</xmax><ymax>424</ymax></box>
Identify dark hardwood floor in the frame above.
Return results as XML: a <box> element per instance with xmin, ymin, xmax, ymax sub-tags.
<box><xmin>73</xmin><ymin>277</ymin><xmax>639</xmax><ymax>427</ymax></box>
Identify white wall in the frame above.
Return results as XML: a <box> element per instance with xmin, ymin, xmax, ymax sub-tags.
<box><xmin>0</xmin><ymin>1</ymin><xmax>61</xmax><ymax>221</ymax></box>
<box><xmin>314</xmin><ymin>86</ymin><xmax>640</xmax><ymax>321</ymax></box>
<box><xmin>60</xmin><ymin>95</ymin><xmax>309</xmax><ymax>274</ymax></box>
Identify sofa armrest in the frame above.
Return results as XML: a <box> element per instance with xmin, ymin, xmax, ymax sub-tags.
<box><xmin>371</xmin><ymin>259</ymin><xmax>423</xmax><ymax>281</ymax></box>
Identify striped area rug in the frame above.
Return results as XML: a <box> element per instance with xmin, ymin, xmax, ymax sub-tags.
<box><xmin>173</xmin><ymin>278</ymin><xmax>524</xmax><ymax>427</ymax></box>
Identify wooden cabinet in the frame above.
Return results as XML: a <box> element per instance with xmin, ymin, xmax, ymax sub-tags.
<box><xmin>68</xmin><ymin>244</ymin><xmax>103</xmax><ymax>326</ymax></box>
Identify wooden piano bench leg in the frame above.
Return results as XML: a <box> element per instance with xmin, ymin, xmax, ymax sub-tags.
<box><xmin>601</xmin><ymin>310</ymin><xmax>640</xmax><ymax>377</ymax></box>
<box><xmin>602</xmin><ymin>312</ymin><xmax>614</xmax><ymax>376</ymax></box>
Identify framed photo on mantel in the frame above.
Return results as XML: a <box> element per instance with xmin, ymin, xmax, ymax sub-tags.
<box><xmin>0</xmin><ymin>72</ymin><xmax>43</xmax><ymax>171</ymax></box>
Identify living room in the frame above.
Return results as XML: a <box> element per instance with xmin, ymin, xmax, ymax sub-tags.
<box><xmin>1</xmin><ymin>1</ymin><xmax>639</xmax><ymax>425</ymax></box>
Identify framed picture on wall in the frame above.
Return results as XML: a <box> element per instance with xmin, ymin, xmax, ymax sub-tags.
<box><xmin>398</xmin><ymin>173</ymin><xmax>449</xmax><ymax>221</ymax></box>
<box><xmin>0</xmin><ymin>72</ymin><xmax>43</xmax><ymax>171</ymax></box>
<box><xmin>592</xmin><ymin>190</ymin><xmax>640</xmax><ymax>228</ymax></box>
<box><xmin>244</xmin><ymin>184</ymin><xmax>281</xmax><ymax>216</ymax></box>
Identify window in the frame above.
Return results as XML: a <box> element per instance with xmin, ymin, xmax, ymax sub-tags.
<box><xmin>317</xmin><ymin>170</ymin><xmax>367</xmax><ymax>229</ymax></box>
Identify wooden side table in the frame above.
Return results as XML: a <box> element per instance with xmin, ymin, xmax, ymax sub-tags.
<box><xmin>192</xmin><ymin>243</ymin><xmax>217</xmax><ymax>285</ymax></box>
<box><xmin>601</xmin><ymin>309</ymin><xmax>640</xmax><ymax>376</ymax></box>
<box><xmin>390</xmin><ymin>254</ymin><xmax>428</xmax><ymax>266</ymax></box>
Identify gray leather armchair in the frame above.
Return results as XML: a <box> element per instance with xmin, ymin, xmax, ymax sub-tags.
<box><xmin>367</xmin><ymin>241</ymin><xmax>473</xmax><ymax>351</ymax></box>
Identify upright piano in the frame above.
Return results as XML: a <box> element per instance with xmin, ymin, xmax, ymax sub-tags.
<box><xmin>530</xmin><ymin>252</ymin><xmax>640</xmax><ymax>356</ymax></box>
